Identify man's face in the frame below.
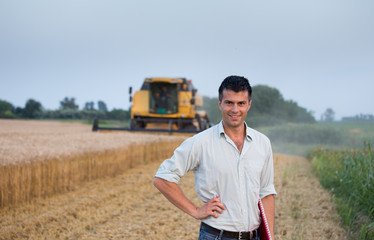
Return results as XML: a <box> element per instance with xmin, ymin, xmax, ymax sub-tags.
<box><xmin>218</xmin><ymin>89</ymin><xmax>251</xmax><ymax>129</ymax></box>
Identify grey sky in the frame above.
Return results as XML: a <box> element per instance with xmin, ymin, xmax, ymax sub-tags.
<box><xmin>1</xmin><ymin>0</ymin><xmax>373</xmax><ymax>120</ymax></box>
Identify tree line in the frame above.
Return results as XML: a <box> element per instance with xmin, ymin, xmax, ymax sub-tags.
<box><xmin>342</xmin><ymin>114</ymin><xmax>374</xmax><ymax>122</ymax></box>
<box><xmin>1</xmin><ymin>85</ymin><xmax>370</xmax><ymax>126</ymax></box>
<box><xmin>200</xmin><ymin>85</ymin><xmax>316</xmax><ymax>127</ymax></box>
<box><xmin>0</xmin><ymin>97</ymin><xmax>129</xmax><ymax>120</ymax></box>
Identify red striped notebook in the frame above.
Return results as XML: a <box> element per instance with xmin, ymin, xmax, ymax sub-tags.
<box><xmin>258</xmin><ymin>198</ymin><xmax>272</xmax><ymax>240</ymax></box>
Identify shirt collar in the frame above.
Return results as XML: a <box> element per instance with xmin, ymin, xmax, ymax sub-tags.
<box><xmin>218</xmin><ymin>121</ymin><xmax>253</xmax><ymax>141</ymax></box>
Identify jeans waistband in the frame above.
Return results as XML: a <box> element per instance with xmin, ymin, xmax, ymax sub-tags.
<box><xmin>200</xmin><ymin>222</ymin><xmax>257</xmax><ymax>240</ymax></box>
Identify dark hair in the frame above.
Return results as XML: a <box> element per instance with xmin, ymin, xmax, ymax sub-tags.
<box><xmin>218</xmin><ymin>76</ymin><xmax>252</xmax><ymax>101</ymax></box>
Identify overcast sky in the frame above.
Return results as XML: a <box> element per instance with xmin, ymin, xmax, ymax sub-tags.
<box><xmin>1</xmin><ymin>0</ymin><xmax>373</xmax><ymax>120</ymax></box>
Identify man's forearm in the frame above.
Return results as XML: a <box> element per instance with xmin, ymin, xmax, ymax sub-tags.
<box><xmin>153</xmin><ymin>177</ymin><xmax>226</xmax><ymax>220</ymax></box>
<box><xmin>261</xmin><ymin>194</ymin><xmax>275</xmax><ymax>239</ymax></box>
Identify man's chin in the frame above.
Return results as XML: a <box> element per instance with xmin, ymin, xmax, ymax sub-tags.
<box><xmin>224</xmin><ymin>120</ymin><xmax>243</xmax><ymax>128</ymax></box>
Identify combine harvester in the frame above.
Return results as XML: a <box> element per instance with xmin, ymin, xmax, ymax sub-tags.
<box><xmin>92</xmin><ymin>77</ymin><xmax>211</xmax><ymax>134</ymax></box>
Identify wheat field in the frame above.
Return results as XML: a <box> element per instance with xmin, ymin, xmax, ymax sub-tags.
<box><xmin>0</xmin><ymin>119</ymin><xmax>185</xmax><ymax>207</ymax></box>
<box><xmin>0</xmin><ymin>120</ymin><xmax>346</xmax><ymax>239</ymax></box>
<box><xmin>0</xmin><ymin>119</ymin><xmax>187</xmax><ymax>165</ymax></box>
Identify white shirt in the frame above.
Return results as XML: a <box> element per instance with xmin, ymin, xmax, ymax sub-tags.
<box><xmin>155</xmin><ymin>121</ymin><xmax>276</xmax><ymax>232</ymax></box>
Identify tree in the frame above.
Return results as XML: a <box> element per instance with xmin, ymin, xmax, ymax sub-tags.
<box><xmin>84</xmin><ymin>101</ymin><xmax>95</xmax><ymax>110</ymax></box>
<box><xmin>23</xmin><ymin>99</ymin><xmax>42</xmax><ymax>118</ymax></box>
<box><xmin>283</xmin><ymin>100</ymin><xmax>315</xmax><ymax>123</ymax></box>
<box><xmin>14</xmin><ymin>107</ymin><xmax>23</xmax><ymax>117</ymax></box>
<box><xmin>246</xmin><ymin>85</ymin><xmax>315</xmax><ymax>126</ymax></box>
<box><xmin>250</xmin><ymin>85</ymin><xmax>284</xmax><ymax>115</ymax></box>
<box><xmin>0</xmin><ymin>99</ymin><xmax>15</xmax><ymax>118</ymax></box>
<box><xmin>199</xmin><ymin>96</ymin><xmax>221</xmax><ymax>124</ymax></box>
<box><xmin>107</xmin><ymin>108</ymin><xmax>130</xmax><ymax>120</ymax></box>
<box><xmin>60</xmin><ymin>97</ymin><xmax>79</xmax><ymax>110</ymax></box>
<box><xmin>97</xmin><ymin>100</ymin><xmax>108</xmax><ymax>112</ymax></box>
<box><xmin>321</xmin><ymin>108</ymin><xmax>335</xmax><ymax>122</ymax></box>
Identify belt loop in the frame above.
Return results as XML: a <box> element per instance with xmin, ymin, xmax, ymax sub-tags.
<box><xmin>218</xmin><ymin>229</ymin><xmax>223</xmax><ymax>240</ymax></box>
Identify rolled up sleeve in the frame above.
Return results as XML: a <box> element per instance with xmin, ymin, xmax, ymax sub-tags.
<box><xmin>155</xmin><ymin>137</ymin><xmax>199</xmax><ymax>183</ymax></box>
<box><xmin>260</xmin><ymin>142</ymin><xmax>277</xmax><ymax>199</ymax></box>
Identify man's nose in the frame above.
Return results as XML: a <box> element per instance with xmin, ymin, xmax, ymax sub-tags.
<box><xmin>231</xmin><ymin>104</ymin><xmax>239</xmax><ymax>112</ymax></box>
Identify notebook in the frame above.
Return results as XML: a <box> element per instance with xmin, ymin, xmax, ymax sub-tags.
<box><xmin>258</xmin><ymin>198</ymin><xmax>272</xmax><ymax>240</ymax></box>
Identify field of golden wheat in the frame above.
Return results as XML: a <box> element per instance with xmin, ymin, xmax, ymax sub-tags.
<box><xmin>0</xmin><ymin>119</ymin><xmax>186</xmax><ymax>207</ymax></box>
<box><xmin>0</xmin><ymin>120</ymin><xmax>347</xmax><ymax>239</ymax></box>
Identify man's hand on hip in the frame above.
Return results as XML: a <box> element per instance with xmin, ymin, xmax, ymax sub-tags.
<box><xmin>195</xmin><ymin>196</ymin><xmax>226</xmax><ymax>219</ymax></box>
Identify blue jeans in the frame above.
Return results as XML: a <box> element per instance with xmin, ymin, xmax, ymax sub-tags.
<box><xmin>198</xmin><ymin>226</ymin><xmax>260</xmax><ymax>240</ymax></box>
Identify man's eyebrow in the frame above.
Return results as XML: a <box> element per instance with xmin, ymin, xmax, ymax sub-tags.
<box><xmin>224</xmin><ymin>100</ymin><xmax>247</xmax><ymax>103</ymax></box>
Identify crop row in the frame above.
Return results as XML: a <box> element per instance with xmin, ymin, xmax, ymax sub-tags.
<box><xmin>310</xmin><ymin>143</ymin><xmax>374</xmax><ymax>239</ymax></box>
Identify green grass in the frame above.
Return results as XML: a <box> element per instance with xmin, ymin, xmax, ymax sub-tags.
<box><xmin>309</xmin><ymin>143</ymin><xmax>374</xmax><ymax>239</ymax></box>
<box><xmin>93</xmin><ymin>119</ymin><xmax>129</xmax><ymax>128</ymax></box>
<box><xmin>257</xmin><ymin>122</ymin><xmax>374</xmax><ymax>238</ymax></box>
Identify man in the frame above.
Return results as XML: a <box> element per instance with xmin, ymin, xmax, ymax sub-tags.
<box><xmin>153</xmin><ymin>76</ymin><xmax>276</xmax><ymax>240</ymax></box>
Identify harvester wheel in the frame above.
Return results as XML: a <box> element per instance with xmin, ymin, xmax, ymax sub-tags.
<box><xmin>135</xmin><ymin>121</ymin><xmax>146</xmax><ymax>128</ymax></box>
<box><xmin>130</xmin><ymin>119</ymin><xmax>146</xmax><ymax>129</ymax></box>
<box><xmin>183</xmin><ymin>123</ymin><xmax>197</xmax><ymax>130</ymax></box>
<box><xmin>92</xmin><ymin>118</ymin><xmax>99</xmax><ymax>131</ymax></box>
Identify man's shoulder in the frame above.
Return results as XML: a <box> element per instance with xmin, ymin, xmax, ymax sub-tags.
<box><xmin>178</xmin><ymin>124</ymin><xmax>217</xmax><ymax>151</ymax></box>
<box><xmin>183</xmin><ymin>124</ymin><xmax>218</xmax><ymax>145</ymax></box>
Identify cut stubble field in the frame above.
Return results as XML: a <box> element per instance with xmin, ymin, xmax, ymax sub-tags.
<box><xmin>0</xmin><ymin>120</ymin><xmax>346</xmax><ymax>239</ymax></box>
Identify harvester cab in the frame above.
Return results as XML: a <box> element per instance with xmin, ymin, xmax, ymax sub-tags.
<box><xmin>149</xmin><ymin>82</ymin><xmax>178</xmax><ymax>114</ymax></box>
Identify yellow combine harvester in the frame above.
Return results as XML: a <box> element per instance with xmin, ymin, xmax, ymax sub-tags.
<box><xmin>93</xmin><ymin>77</ymin><xmax>211</xmax><ymax>133</ymax></box>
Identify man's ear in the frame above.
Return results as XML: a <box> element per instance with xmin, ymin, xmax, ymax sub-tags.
<box><xmin>248</xmin><ymin>100</ymin><xmax>252</xmax><ymax>110</ymax></box>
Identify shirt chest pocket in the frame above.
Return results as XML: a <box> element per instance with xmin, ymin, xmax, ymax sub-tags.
<box><xmin>242</xmin><ymin>155</ymin><xmax>264</xmax><ymax>187</ymax></box>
